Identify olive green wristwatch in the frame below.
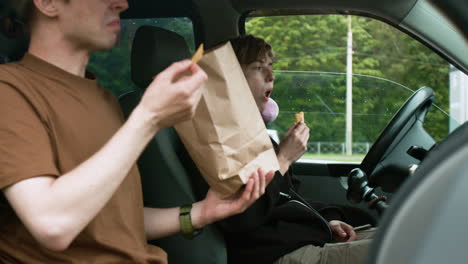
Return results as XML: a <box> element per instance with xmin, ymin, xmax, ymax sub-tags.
<box><xmin>179</xmin><ymin>204</ymin><xmax>202</xmax><ymax>240</ymax></box>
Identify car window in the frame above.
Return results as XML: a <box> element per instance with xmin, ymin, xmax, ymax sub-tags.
<box><xmin>246</xmin><ymin>14</ymin><xmax>459</xmax><ymax>162</ymax></box>
<box><xmin>88</xmin><ymin>17</ymin><xmax>195</xmax><ymax>97</ymax></box>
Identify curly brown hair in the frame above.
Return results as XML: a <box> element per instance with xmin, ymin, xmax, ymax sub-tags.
<box><xmin>230</xmin><ymin>35</ymin><xmax>274</xmax><ymax>65</ymax></box>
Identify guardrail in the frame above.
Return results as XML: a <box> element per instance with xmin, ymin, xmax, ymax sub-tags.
<box><xmin>307</xmin><ymin>142</ymin><xmax>371</xmax><ymax>155</ymax></box>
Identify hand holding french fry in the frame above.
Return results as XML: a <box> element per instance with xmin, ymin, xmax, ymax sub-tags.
<box><xmin>276</xmin><ymin>112</ymin><xmax>310</xmax><ymax>175</ymax></box>
<box><xmin>138</xmin><ymin>44</ymin><xmax>207</xmax><ymax>129</ymax></box>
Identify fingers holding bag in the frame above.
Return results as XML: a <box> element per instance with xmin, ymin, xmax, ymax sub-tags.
<box><xmin>139</xmin><ymin>59</ymin><xmax>208</xmax><ymax>129</ymax></box>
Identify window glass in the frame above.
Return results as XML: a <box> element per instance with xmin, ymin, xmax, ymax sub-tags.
<box><xmin>246</xmin><ymin>15</ymin><xmax>454</xmax><ymax>162</ymax></box>
<box><xmin>88</xmin><ymin>17</ymin><xmax>195</xmax><ymax>97</ymax></box>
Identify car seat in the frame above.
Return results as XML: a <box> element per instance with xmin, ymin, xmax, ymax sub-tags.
<box><xmin>118</xmin><ymin>25</ymin><xmax>227</xmax><ymax>264</ymax></box>
<box><xmin>366</xmin><ymin>121</ymin><xmax>468</xmax><ymax>264</ymax></box>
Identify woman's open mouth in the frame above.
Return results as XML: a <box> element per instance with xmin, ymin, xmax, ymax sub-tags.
<box><xmin>264</xmin><ymin>89</ymin><xmax>273</xmax><ymax>99</ymax></box>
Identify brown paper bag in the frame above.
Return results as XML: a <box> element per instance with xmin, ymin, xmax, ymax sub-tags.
<box><xmin>175</xmin><ymin>42</ymin><xmax>279</xmax><ymax>197</ymax></box>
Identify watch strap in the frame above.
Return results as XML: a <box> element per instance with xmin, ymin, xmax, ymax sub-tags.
<box><xmin>179</xmin><ymin>204</ymin><xmax>200</xmax><ymax>240</ymax></box>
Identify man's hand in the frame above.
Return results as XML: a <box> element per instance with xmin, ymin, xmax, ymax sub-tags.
<box><xmin>329</xmin><ymin>220</ymin><xmax>357</xmax><ymax>242</ymax></box>
<box><xmin>138</xmin><ymin>59</ymin><xmax>207</xmax><ymax>130</ymax></box>
<box><xmin>143</xmin><ymin>168</ymin><xmax>275</xmax><ymax>240</ymax></box>
<box><xmin>191</xmin><ymin>169</ymin><xmax>275</xmax><ymax>229</ymax></box>
<box><xmin>277</xmin><ymin>122</ymin><xmax>310</xmax><ymax>175</ymax></box>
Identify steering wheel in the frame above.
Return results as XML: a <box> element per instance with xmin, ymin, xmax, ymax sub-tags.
<box><xmin>359</xmin><ymin>86</ymin><xmax>436</xmax><ymax>192</ymax></box>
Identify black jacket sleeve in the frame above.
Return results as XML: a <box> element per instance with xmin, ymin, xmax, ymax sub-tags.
<box><xmin>217</xmin><ymin>170</ymin><xmax>286</xmax><ymax>232</ymax></box>
<box><xmin>218</xmin><ymin>137</ymin><xmax>300</xmax><ymax>232</ymax></box>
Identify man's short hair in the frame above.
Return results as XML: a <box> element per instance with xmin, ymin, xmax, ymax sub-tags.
<box><xmin>0</xmin><ymin>0</ymin><xmax>33</xmax><ymax>38</ymax></box>
<box><xmin>230</xmin><ymin>35</ymin><xmax>274</xmax><ymax>65</ymax></box>
<box><xmin>9</xmin><ymin>0</ymin><xmax>34</xmax><ymax>26</ymax></box>
<box><xmin>8</xmin><ymin>0</ymin><xmax>69</xmax><ymax>28</ymax></box>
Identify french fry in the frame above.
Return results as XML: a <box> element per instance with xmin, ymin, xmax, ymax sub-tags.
<box><xmin>191</xmin><ymin>44</ymin><xmax>204</xmax><ymax>64</ymax></box>
<box><xmin>160</xmin><ymin>44</ymin><xmax>203</xmax><ymax>81</ymax></box>
<box><xmin>294</xmin><ymin>112</ymin><xmax>304</xmax><ymax>123</ymax></box>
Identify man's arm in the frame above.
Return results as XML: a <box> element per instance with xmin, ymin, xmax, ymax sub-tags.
<box><xmin>3</xmin><ymin>60</ymin><xmax>206</xmax><ymax>251</ymax></box>
<box><xmin>143</xmin><ymin>169</ymin><xmax>275</xmax><ymax>240</ymax></box>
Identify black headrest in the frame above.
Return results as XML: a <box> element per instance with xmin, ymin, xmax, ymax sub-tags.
<box><xmin>131</xmin><ymin>26</ymin><xmax>191</xmax><ymax>89</ymax></box>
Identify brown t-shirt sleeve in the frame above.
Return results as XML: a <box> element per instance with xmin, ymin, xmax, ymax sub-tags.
<box><xmin>0</xmin><ymin>82</ymin><xmax>59</xmax><ymax>189</ymax></box>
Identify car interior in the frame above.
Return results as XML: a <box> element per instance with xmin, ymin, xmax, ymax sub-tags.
<box><xmin>1</xmin><ymin>0</ymin><xmax>467</xmax><ymax>263</ymax></box>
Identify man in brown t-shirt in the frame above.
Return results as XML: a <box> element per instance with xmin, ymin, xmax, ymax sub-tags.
<box><xmin>0</xmin><ymin>0</ymin><xmax>274</xmax><ymax>263</ymax></box>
